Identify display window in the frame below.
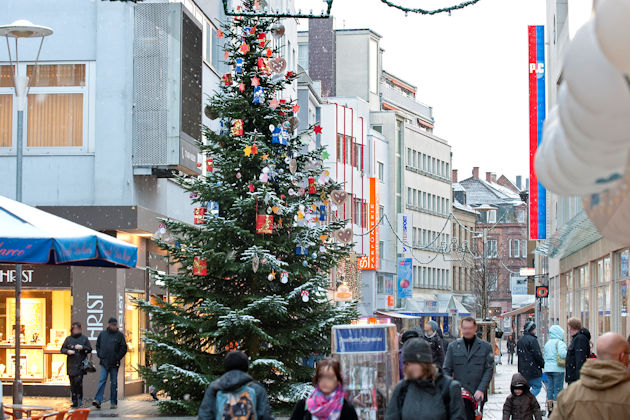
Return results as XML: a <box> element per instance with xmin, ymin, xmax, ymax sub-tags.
<box><xmin>124</xmin><ymin>292</ymin><xmax>145</xmax><ymax>384</ymax></box>
<box><xmin>0</xmin><ymin>290</ymin><xmax>71</xmax><ymax>384</ymax></box>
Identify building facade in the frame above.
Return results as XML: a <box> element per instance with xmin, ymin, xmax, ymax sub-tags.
<box><xmin>0</xmin><ymin>0</ymin><xmax>298</xmax><ymax>397</ymax></box>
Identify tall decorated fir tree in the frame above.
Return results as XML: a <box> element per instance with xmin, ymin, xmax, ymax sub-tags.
<box><xmin>137</xmin><ymin>1</ymin><xmax>357</xmax><ymax>414</ymax></box>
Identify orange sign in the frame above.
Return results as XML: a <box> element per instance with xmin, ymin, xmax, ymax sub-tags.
<box><xmin>387</xmin><ymin>296</ymin><xmax>394</xmax><ymax>307</ymax></box>
<box><xmin>335</xmin><ymin>283</ymin><xmax>353</xmax><ymax>302</ymax></box>
<box><xmin>358</xmin><ymin>178</ymin><xmax>380</xmax><ymax>270</ymax></box>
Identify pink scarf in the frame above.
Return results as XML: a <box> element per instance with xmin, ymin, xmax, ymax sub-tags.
<box><xmin>306</xmin><ymin>385</ymin><xmax>344</xmax><ymax>420</ymax></box>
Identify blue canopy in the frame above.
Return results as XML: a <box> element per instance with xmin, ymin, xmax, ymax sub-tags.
<box><xmin>0</xmin><ymin>195</ymin><xmax>137</xmax><ymax>268</ymax></box>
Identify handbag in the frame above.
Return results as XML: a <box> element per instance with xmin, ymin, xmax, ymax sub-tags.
<box><xmin>556</xmin><ymin>340</ymin><xmax>566</xmax><ymax>367</ymax></box>
<box><xmin>82</xmin><ymin>353</ymin><xmax>97</xmax><ymax>373</ymax></box>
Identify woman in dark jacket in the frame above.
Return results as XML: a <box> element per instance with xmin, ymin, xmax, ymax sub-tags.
<box><xmin>61</xmin><ymin>322</ymin><xmax>92</xmax><ymax>407</ymax></box>
<box><xmin>507</xmin><ymin>334</ymin><xmax>516</xmax><ymax>365</ymax></box>
<box><xmin>386</xmin><ymin>338</ymin><xmax>465</xmax><ymax>420</ymax></box>
<box><xmin>424</xmin><ymin>321</ymin><xmax>445</xmax><ymax>367</ymax></box>
<box><xmin>290</xmin><ymin>358</ymin><xmax>358</xmax><ymax>420</ymax></box>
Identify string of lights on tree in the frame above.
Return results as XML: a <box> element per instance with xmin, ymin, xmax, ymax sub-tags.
<box><xmin>379</xmin><ymin>0</ymin><xmax>482</xmax><ymax>15</ymax></box>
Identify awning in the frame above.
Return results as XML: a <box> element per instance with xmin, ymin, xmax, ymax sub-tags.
<box><xmin>501</xmin><ymin>303</ymin><xmax>535</xmax><ymax>318</ymax></box>
<box><xmin>535</xmin><ymin>210</ymin><xmax>601</xmax><ymax>259</ymax></box>
<box><xmin>375</xmin><ymin>311</ymin><xmax>422</xmax><ymax>319</ymax></box>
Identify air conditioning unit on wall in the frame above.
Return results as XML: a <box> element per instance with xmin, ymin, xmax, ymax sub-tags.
<box><xmin>132</xmin><ymin>2</ymin><xmax>202</xmax><ymax>177</ymax></box>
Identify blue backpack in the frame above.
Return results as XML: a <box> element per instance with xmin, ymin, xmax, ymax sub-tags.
<box><xmin>216</xmin><ymin>382</ymin><xmax>258</xmax><ymax>420</ymax></box>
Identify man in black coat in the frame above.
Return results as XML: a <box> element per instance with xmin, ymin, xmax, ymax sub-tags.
<box><xmin>61</xmin><ymin>322</ymin><xmax>92</xmax><ymax>407</ymax></box>
<box><xmin>92</xmin><ymin>317</ymin><xmax>127</xmax><ymax>409</ymax></box>
<box><xmin>517</xmin><ymin>321</ymin><xmax>545</xmax><ymax>396</ymax></box>
<box><xmin>565</xmin><ymin>317</ymin><xmax>591</xmax><ymax>384</ymax></box>
<box><xmin>443</xmin><ymin>317</ymin><xmax>494</xmax><ymax>420</ymax></box>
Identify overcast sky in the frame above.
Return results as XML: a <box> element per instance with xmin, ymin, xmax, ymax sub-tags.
<box><xmin>321</xmin><ymin>0</ymin><xmax>546</xmax><ymax>183</ymax></box>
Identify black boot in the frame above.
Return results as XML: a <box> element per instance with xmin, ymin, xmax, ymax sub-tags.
<box><xmin>71</xmin><ymin>393</ymin><xmax>78</xmax><ymax>408</ymax></box>
<box><xmin>78</xmin><ymin>394</ymin><xmax>83</xmax><ymax>407</ymax></box>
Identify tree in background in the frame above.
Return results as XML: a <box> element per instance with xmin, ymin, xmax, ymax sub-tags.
<box><xmin>137</xmin><ymin>1</ymin><xmax>357</xmax><ymax>414</ymax></box>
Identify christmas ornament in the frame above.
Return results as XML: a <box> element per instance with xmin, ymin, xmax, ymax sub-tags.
<box><xmin>216</xmin><ymin>29</ymin><xmax>223</xmax><ymax>38</ymax></box>
<box><xmin>271</xmin><ymin>23</ymin><xmax>285</xmax><ymax>39</ymax></box>
<box><xmin>236</xmin><ymin>172</ymin><xmax>242</xmax><ymax>179</ymax></box>
<box><xmin>256</xmin><ymin>214</ymin><xmax>274</xmax><ymax>234</ymax></box>
<box><xmin>257</xmin><ymin>57</ymin><xmax>271</xmax><ymax>75</ymax></box>
<box><xmin>194</xmin><ymin>208</ymin><xmax>207</xmax><ymax>225</ymax></box>
<box><xmin>244</xmin><ymin>145</ymin><xmax>253</xmax><ymax>157</ymax></box>
<box><xmin>280</xmin><ymin>272</ymin><xmax>288</xmax><ymax>284</ymax></box>
<box><xmin>321</xmin><ymin>151</ymin><xmax>330</xmax><ymax>160</ymax></box>
<box><xmin>272</xmin><ymin>126</ymin><xmax>288</xmax><ymax>145</ymax></box>
<box><xmin>296</xmin><ymin>245</ymin><xmax>309</xmax><ymax>255</ymax></box>
<box><xmin>298</xmin><ymin>188</ymin><xmax>306</xmax><ymax>197</ymax></box>
<box><xmin>243</xmin><ymin>26</ymin><xmax>252</xmax><ymax>34</ymax></box>
<box><xmin>308</xmin><ymin>177</ymin><xmax>316</xmax><ymax>194</ymax></box>
<box><xmin>319</xmin><ymin>205</ymin><xmax>327</xmax><ymax>221</ymax></box>
<box><xmin>288</xmin><ymin>116</ymin><xmax>300</xmax><ymax>131</ymax></box>
<box><xmin>252</xmin><ymin>255</ymin><xmax>260</xmax><ymax>273</ymax></box>
<box><xmin>335</xmin><ymin>228</ymin><xmax>354</xmax><ymax>244</ymax></box>
<box><xmin>240</xmin><ymin>43</ymin><xmax>250</xmax><ymax>54</ymax></box>
<box><xmin>269</xmin><ymin>98</ymin><xmax>279</xmax><ymax>109</ymax></box>
<box><xmin>235</xmin><ymin>58</ymin><xmax>244</xmax><ymax>74</ymax></box>
<box><xmin>239</xmin><ymin>82</ymin><xmax>246</xmax><ymax>93</ymax></box>
<box><xmin>272</xmin><ymin>206</ymin><xmax>280</xmax><ymax>214</ymax></box>
<box><xmin>265</xmin><ymin>48</ymin><xmax>273</xmax><ymax>58</ymax></box>
<box><xmin>250</xmin><ymin>26</ymin><xmax>257</xmax><ymax>35</ymax></box>
<box><xmin>262</xmin><ymin>154</ymin><xmax>269</xmax><ymax>161</ymax></box>
<box><xmin>292</xmin><ymin>104</ymin><xmax>300</xmax><ymax>113</ymax></box>
<box><xmin>258</xmin><ymin>33</ymin><xmax>267</xmax><ymax>47</ymax></box>
<box><xmin>224</xmin><ymin>50</ymin><xmax>229</xmax><ymax>60</ymax></box>
<box><xmin>268</xmin><ymin>270</ymin><xmax>276</xmax><ymax>281</ymax></box>
<box><xmin>302</xmin><ymin>260</ymin><xmax>308</xmax><ymax>267</ymax></box>
<box><xmin>289</xmin><ymin>159</ymin><xmax>297</xmax><ymax>174</ymax></box>
<box><xmin>301</xmin><ymin>290</ymin><xmax>310</xmax><ymax>302</ymax></box>
<box><xmin>222</xmin><ymin>74</ymin><xmax>233</xmax><ymax>86</ymax></box>
<box><xmin>206</xmin><ymin>158</ymin><xmax>214</xmax><ymax>172</ymax></box>
<box><xmin>320</xmin><ymin>234</ymin><xmax>328</xmax><ymax>242</ymax></box>
<box><xmin>248</xmin><ymin>183</ymin><xmax>255</xmax><ymax>193</ymax></box>
<box><xmin>231</xmin><ymin>119</ymin><xmax>243</xmax><ymax>136</ymax></box>
<box><xmin>251</xmin><ymin>144</ymin><xmax>258</xmax><ymax>155</ymax></box>
<box><xmin>331</xmin><ymin>190</ymin><xmax>348</xmax><ymax>206</ymax></box>
<box><xmin>204</xmin><ymin>105</ymin><xmax>219</xmax><ymax>120</ymax></box>
<box><xmin>193</xmin><ymin>257</ymin><xmax>207</xmax><ymax>276</ymax></box>
<box><xmin>288</xmin><ymin>188</ymin><xmax>296</xmax><ymax>196</ymax></box>
<box><xmin>253</xmin><ymin>86</ymin><xmax>265</xmax><ymax>103</ymax></box>
<box><xmin>251</xmin><ymin>76</ymin><xmax>260</xmax><ymax>86</ymax></box>
<box><xmin>313</xmin><ymin>124</ymin><xmax>323</xmax><ymax>134</ymax></box>
<box><xmin>285</xmin><ymin>71</ymin><xmax>297</xmax><ymax>79</ymax></box>
<box><xmin>259</xmin><ymin>172</ymin><xmax>269</xmax><ymax>183</ymax></box>
<box><xmin>269</xmin><ymin>57</ymin><xmax>287</xmax><ymax>74</ymax></box>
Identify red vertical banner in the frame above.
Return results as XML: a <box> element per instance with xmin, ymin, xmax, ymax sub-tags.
<box><xmin>358</xmin><ymin>178</ymin><xmax>380</xmax><ymax>270</ymax></box>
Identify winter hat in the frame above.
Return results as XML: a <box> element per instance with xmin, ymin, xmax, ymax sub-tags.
<box><xmin>224</xmin><ymin>351</ymin><xmax>249</xmax><ymax>373</ymax></box>
<box><xmin>524</xmin><ymin>321</ymin><xmax>536</xmax><ymax>333</ymax></box>
<box><xmin>402</xmin><ymin>338</ymin><xmax>433</xmax><ymax>364</ymax></box>
<box><xmin>426</xmin><ymin>321</ymin><xmax>438</xmax><ymax>333</ymax></box>
<box><xmin>401</xmin><ymin>329</ymin><xmax>420</xmax><ymax>344</ymax></box>
<box><xmin>108</xmin><ymin>317</ymin><xmax>118</xmax><ymax>325</ymax></box>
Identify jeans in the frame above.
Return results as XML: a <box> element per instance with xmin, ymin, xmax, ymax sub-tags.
<box><xmin>95</xmin><ymin>365</ymin><xmax>119</xmax><ymax>405</ymax></box>
<box><xmin>546</xmin><ymin>372</ymin><xmax>565</xmax><ymax>401</ymax></box>
<box><xmin>529</xmin><ymin>376</ymin><xmax>543</xmax><ymax>397</ymax></box>
<box><xmin>507</xmin><ymin>352</ymin><xmax>514</xmax><ymax>364</ymax></box>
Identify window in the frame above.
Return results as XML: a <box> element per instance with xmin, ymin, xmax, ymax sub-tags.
<box><xmin>517</xmin><ymin>209</ymin><xmax>526</xmax><ymax>223</ymax></box>
<box><xmin>204</xmin><ymin>21</ymin><xmax>212</xmax><ymax>65</ymax></box>
<box><xmin>486</xmin><ymin>239</ymin><xmax>498</xmax><ymax>258</ymax></box>
<box><xmin>379</xmin><ymin>240</ymin><xmax>385</xmax><ymax>261</ymax></box>
<box><xmin>522</xmin><ymin>240</ymin><xmax>527</xmax><ymax>258</ymax></box>
<box><xmin>407</xmin><ymin>148</ymin><xmax>412</xmax><ymax>165</ymax></box>
<box><xmin>2</xmin><ymin>64</ymin><xmax>89</xmax><ymax>149</ymax></box>
<box><xmin>372</xmin><ymin>124</ymin><xmax>383</xmax><ymax>133</ymax></box>
<box><xmin>378</xmin><ymin>161</ymin><xmax>384</xmax><ymax>181</ymax></box>
<box><xmin>511</xmin><ymin>239</ymin><xmax>520</xmax><ymax>258</ymax></box>
<box><xmin>377</xmin><ymin>275</ymin><xmax>385</xmax><ymax>294</ymax></box>
<box><xmin>298</xmin><ymin>42</ymin><xmax>309</xmax><ymax>71</ymax></box>
<box><xmin>487</xmin><ymin>209</ymin><xmax>497</xmax><ymax>223</ymax></box>
<box><xmin>422</xmin><ymin>154</ymin><xmax>426</xmax><ymax>170</ymax></box>
<box><xmin>407</xmin><ymin>188</ymin><xmax>412</xmax><ymax>205</ymax></box>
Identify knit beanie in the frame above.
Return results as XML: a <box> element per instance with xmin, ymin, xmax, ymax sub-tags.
<box><xmin>401</xmin><ymin>329</ymin><xmax>420</xmax><ymax>344</ymax></box>
<box><xmin>524</xmin><ymin>321</ymin><xmax>536</xmax><ymax>333</ymax></box>
<box><xmin>427</xmin><ymin>320</ymin><xmax>438</xmax><ymax>333</ymax></box>
<box><xmin>402</xmin><ymin>338</ymin><xmax>433</xmax><ymax>364</ymax></box>
<box><xmin>224</xmin><ymin>351</ymin><xmax>249</xmax><ymax>373</ymax></box>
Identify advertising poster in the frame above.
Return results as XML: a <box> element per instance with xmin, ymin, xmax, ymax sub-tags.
<box><xmin>397</xmin><ymin>258</ymin><xmax>413</xmax><ymax>299</ymax></box>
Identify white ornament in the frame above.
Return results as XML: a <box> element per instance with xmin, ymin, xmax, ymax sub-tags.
<box><xmin>595</xmin><ymin>0</ymin><xmax>630</xmax><ymax>74</ymax></box>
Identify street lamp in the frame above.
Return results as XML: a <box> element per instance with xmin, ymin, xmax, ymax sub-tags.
<box><xmin>0</xmin><ymin>19</ymin><xmax>53</xmax><ymax>406</ymax></box>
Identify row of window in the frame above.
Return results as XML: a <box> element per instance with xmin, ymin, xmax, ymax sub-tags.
<box><xmin>406</xmin><ymin>148</ymin><xmax>450</xmax><ymax>180</ymax></box>
<box><xmin>453</xmin><ymin>266</ymin><xmax>473</xmax><ymax>292</ymax></box>
<box><xmin>406</xmin><ymin>188</ymin><xmax>450</xmax><ymax>216</ymax></box>
<box><xmin>411</xmin><ymin>228</ymin><xmax>451</xmax><ymax>250</ymax></box>
<box><xmin>336</xmin><ymin>134</ymin><xmax>365</xmax><ymax>171</ymax></box>
<box><xmin>508</xmin><ymin>239</ymin><xmax>528</xmax><ymax>259</ymax></box>
<box><xmin>414</xmin><ymin>266</ymin><xmax>450</xmax><ymax>290</ymax></box>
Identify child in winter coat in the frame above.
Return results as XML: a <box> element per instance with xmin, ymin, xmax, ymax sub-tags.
<box><xmin>502</xmin><ymin>373</ymin><xmax>542</xmax><ymax>420</ymax></box>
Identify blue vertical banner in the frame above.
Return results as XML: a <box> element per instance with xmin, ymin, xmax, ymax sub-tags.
<box><xmin>397</xmin><ymin>258</ymin><xmax>413</xmax><ymax>299</ymax></box>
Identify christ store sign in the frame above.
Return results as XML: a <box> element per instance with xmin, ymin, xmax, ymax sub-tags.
<box><xmin>358</xmin><ymin>178</ymin><xmax>380</xmax><ymax>270</ymax></box>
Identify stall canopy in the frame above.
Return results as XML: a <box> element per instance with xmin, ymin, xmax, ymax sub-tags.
<box><xmin>0</xmin><ymin>195</ymin><xmax>137</xmax><ymax>268</ymax></box>
<box><xmin>501</xmin><ymin>302</ymin><xmax>536</xmax><ymax>318</ymax></box>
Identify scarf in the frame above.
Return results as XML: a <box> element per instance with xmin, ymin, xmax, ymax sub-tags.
<box><xmin>306</xmin><ymin>385</ymin><xmax>344</xmax><ymax>420</ymax></box>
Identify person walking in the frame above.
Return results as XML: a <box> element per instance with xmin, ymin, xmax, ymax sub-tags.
<box><xmin>424</xmin><ymin>321</ymin><xmax>445</xmax><ymax>367</ymax></box>
<box><xmin>443</xmin><ymin>317</ymin><xmax>494</xmax><ymax>420</ymax></box>
<box><xmin>564</xmin><ymin>317</ymin><xmax>590</xmax><ymax>385</ymax></box>
<box><xmin>398</xmin><ymin>330</ymin><xmax>420</xmax><ymax>380</ymax></box>
<box><xmin>198</xmin><ymin>351</ymin><xmax>274</xmax><ymax>420</ymax></box>
<box><xmin>502</xmin><ymin>373</ymin><xmax>542</xmax><ymax>420</ymax></box>
<box><xmin>290</xmin><ymin>358</ymin><xmax>358</xmax><ymax>420</ymax></box>
<box><xmin>92</xmin><ymin>317</ymin><xmax>127</xmax><ymax>409</ymax></box>
<box><xmin>506</xmin><ymin>334</ymin><xmax>516</xmax><ymax>365</ymax></box>
<box><xmin>550</xmin><ymin>333</ymin><xmax>630</xmax><ymax>419</ymax></box>
<box><xmin>61</xmin><ymin>322</ymin><xmax>92</xmax><ymax>408</ymax></box>
<box><xmin>543</xmin><ymin>325</ymin><xmax>567</xmax><ymax>415</ymax></box>
<box><xmin>386</xmin><ymin>338</ymin><xmax>465</xmax><ymax>420</ymax></box>
<box><xmin>516</xmin><ymin>321</ymin><xmax>544</xmax><ymax>397</ymax></box>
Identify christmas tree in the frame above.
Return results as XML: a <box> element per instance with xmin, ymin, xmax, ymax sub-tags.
<box><xmin>137</xmin><ymin>1</ymin><xmax>357</xmax><ymax>414</ymax></box>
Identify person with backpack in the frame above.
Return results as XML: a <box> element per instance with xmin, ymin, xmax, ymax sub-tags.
<box><xmin>506</xmin><ymin>334</ymin><xmax>516</xmax><ymax>365</ymax></box>
<box><xmin>516</xmin><ymin>321</ymin><xmax>545</xmax><ymax>397</ymax></box>
<box><xmin>502</xmin><ymin>373</ymin><xmax>543</xmax><ymax>420</ymax></box>
<box><xmin>61</xmin><ymin>322</ymin><xmax>92</xmax><ymax>408</ymax></box>
<box><xmin>198</xmin><ymin>351</ymin><xmax>274</xmax><ymax>420</ymax></box>
<box><xmin>289</xmin><ymin>358</ymin><xmax>357</xmax><ymax>420</ymax></box>
<box><xmin>386</xmin><ymin>338</ymin><xmax>465</xmax><ymax>420</ymax></box>
<box><xmin>543</xmin><ymin>325</ymin><xmax>567</xmax><ymax>416</ymax></box>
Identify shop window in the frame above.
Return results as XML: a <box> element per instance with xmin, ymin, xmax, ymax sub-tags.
<box><xmin>0</xmin><ymin>290</ymin><xmax>71</xmax><ymax>385</ymax></box>
<box><xmin>597</xmin><ymin>284</ymin><xmax>612</xmax><ymax>336</ymax></box>
<box><xmin>124</xmin><ymin>292</ymin><xmax>145</xmax><ymax>384</ymax></box>
<box><xmin>619</xmin><ymin>279</ymin><xmax>629</xmax><ymax>341</ymax></box>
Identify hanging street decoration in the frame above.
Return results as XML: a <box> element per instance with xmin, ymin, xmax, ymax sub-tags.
<box><xmin>379</xmin><ymin>0</ymin><xmax>482</xmax><ymax>15</ymax></box>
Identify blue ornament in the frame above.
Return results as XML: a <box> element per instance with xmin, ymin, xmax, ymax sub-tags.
<box><xmin>296</xmin><ymin>245</ymin><xmax>309</xmax><ymax>255</ymax></box>
<box><xmin>235</xmin><ymin>58</ymin><xmax>244</xmax><ymax>74</ymax></box>
<box><xmin>302</xmin><ymin>260</ymin><xmax>308</xmax><ymax>267</ymax></box>
<box><xmin>319</xmin><ymin>205</ymin><xmax>327</xmax><ymax>221</ymax></box>
<box><xmin>253</xmin><ymin>86</ymin><xmax>265</xmax><ymax>104</ymax></box>
<box><xmin>272</xmin><ymin>126</ymin><xmax>288</xmax><ymax>145</ymax></box>
<box><xmin>311</xmin><ymin>253</ymin><xmax>317</xmax><ymax>259</ymax></box>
